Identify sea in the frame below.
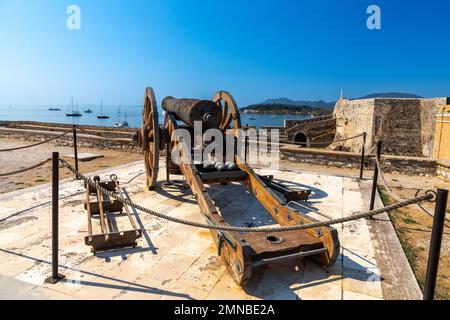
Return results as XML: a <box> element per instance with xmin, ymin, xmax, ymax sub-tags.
<box><xmin>0</xmin><ymin>104</ymin><xmax>310</xmax><ymax>129</ymax></box>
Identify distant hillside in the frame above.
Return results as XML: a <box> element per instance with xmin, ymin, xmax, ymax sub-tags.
<box><xmin>240</xmin><ymin>103</ymin><xmax>332</xmax><ymax>116</ymax></box>
<box><xmin>260</xmin><ymin>98</ymin><xmax>335</xmax><ymax>109</ymax></box>
<box><xmin>258</xmin><ymin>92</ymin><xmax>423</xmax><ymax>110</ymax></box>
<box><xmin>357</xmin><ymin>92</ymin><xmax>423</xmax><ymax>99</ymax></box>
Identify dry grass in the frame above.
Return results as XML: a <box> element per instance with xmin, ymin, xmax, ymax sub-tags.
<box><xmin>378</xmin><ymin>186</ymin><xmax>450</xmax><ymax>300</ymax></box>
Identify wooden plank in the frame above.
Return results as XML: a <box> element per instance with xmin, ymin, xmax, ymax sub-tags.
<box><xmin>84</xmin><ymin>200</ymin><xmax>124</xmax><ymax>215</ymax></box>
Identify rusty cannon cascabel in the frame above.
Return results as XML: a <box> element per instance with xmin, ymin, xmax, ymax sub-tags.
<box><xmin>132</xmin><ymin>86</ymin><xmax>340</xmax><ymax>286</ymax></box>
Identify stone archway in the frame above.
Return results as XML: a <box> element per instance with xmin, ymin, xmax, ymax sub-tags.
<box><xmin>294</xmin><ymin>132</ymin><xmax>308</xmax><ymax>146</ymax></box>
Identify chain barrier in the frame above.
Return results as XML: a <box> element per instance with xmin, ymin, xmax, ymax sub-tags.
<box><xmin>59</xmin><ymin>158</ymin><xmax>434</xmax><ymax>233</ymax></box>
<box><xmin>0</xmin><ymin>130</ymin><xmax>71</xmax><ymax>152</ymax></box>
<box><xmin>0</xmin><ymin>158</ymin><xmax>51</xmax><ymax>177</ymax></box>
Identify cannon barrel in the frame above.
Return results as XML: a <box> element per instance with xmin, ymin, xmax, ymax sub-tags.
<box><xmin>162</xmin><ymin>97</ymin><xmax>222</xmax><ymax>129</ymax></box>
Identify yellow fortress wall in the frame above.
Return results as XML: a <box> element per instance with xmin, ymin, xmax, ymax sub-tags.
<box><xmin>433</xmin><ymin>101</ymin><xmax>450</xmax><ymax>160</ymax></box>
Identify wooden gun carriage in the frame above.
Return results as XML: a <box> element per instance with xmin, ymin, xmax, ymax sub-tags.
<box><xmin>133</xmin><ymin>87</ymin><xmax>340</xmax><ymax>285</ymax></box>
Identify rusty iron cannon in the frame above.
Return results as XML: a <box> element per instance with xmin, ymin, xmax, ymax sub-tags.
<box><xmin>133</xmin><ymin>87</ymin><xmax>340</xmax><ymax>285</ymax></box>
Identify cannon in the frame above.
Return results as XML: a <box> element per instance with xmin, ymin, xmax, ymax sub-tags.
<box><xmin>133</xmin><ymin>87</ymin><xmax>340</xmax><ymax>285</ymax></box>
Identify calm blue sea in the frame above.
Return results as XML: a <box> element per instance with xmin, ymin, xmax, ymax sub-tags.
<box><xmin>0</xmin><ymin>104</ymin><xmax>309</xmax><ymax>129</ymax></box>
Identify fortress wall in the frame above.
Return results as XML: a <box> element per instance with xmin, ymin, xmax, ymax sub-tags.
<box><xmin>374</xmin><ymin>99</ymin><xmax>422</xmax><ymax>156</ymax></box>
<box><xmin>419</xmin><ymin>98</ymin><xmax>447</xmax><ymax>157</ymax></box>
<box><xmin>333</xmin><ymin>97</ymin><xmax>447</xmax><ymax>158</ymax></box>
<box><xmin>332</xmin><ymin>98</ymin><xmax>375</xmax><ymax>152</ymax></box>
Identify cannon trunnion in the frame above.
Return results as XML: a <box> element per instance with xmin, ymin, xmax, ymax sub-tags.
<box><xmin>133</xmin><ymin>87</ymin><xmax>340</xmax><ymax>286</ymax></box>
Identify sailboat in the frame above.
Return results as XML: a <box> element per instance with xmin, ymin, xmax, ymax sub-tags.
<box><xmin>66</xmin><ymin>98</ymin><xmax>82</xmax><ymax>117</ymax></box>
<box><xmin>49</xmin><ymin>107</ymin><xmax>61</xmax><ymax>111</ymax></box>
<box><xmin>97</xmin><ymin>99</ymin><xmax>109</xmax><ymax>119</ymax></box>
<box><xmin>84</xmin><ymin>108</ymin><xmax>93</xmax><ymax>113</ymax></box>
<box><xmin>114</xmin><ymin>105</ymin><xmax>129</xmax><ymax>127</ymax></box>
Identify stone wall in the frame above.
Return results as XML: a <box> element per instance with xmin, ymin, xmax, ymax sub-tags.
<box><xmin>419</xmin><ymin>98</ymin><xmax>445</xmax><ymax>157</ymax></box>
<box><xmin>432</xmin><ymin>104</ymin><xmax>450</xmax><ymax>159</ymax></box>
<box><xmin>280</xmin><ymin>145</ymin><xmax>438</xmax><ymax>175</ymax></box>
<box><xmin>0</xmin><ymin>127</ymin><xmax>140</xmax><ymax>153</ymax></box>
<box><xmin>333</xmin><ymin>97</ymin><xmax>447</xmax><ymax>158</ymax></box>
<box><xmin>436</xmin><ymin>160</ymin><xmax>450</xmax><ymax>181</ymax></box>
<box><xmin>333</xmin><ymin>98</ymin><xmax>375</xmax><ymax>152</ymax></box>
<box><xmin>374</xmin><ymin>99</ymin><xmax>422</xmax><ymax>156</ymax></box>
<box><xmin>285</xmin><ymin>115</ymin><xmax>336</xmax><ymax>146</ymax></box>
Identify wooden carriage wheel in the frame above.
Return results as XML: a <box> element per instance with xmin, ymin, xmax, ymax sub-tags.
<box><xmin>142</xmin><ymin>87</ymin><xmax>160</xmax><ymax>190</ymax></box>
<box><xmin>163</xmin><ymin>112</ymin><xmax>182</xmax><ymax>174</ymax></box>
<box><xmin>212</xmin><ymin>91</ymin><xmax>241</xmax><ymax>137</ymax></box>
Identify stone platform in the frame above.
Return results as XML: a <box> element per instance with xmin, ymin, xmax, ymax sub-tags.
<box><xmin>0</xmin><ymin>161</ymin><xmax>421</xmax><ymax>300</ymax></box>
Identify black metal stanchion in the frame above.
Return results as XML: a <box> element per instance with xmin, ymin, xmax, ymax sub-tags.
<box><xmin>72</xmin><ymin>125</ymin><xmax>79</xmax><ymax>179</ymax></box>
<box><xmin>359</xmin><ymin>132</ymin><xmax>367</xmax><ymax>180</ymax></box>
<box><xmin>244</xmin><ymin>124</ymin><xmax>249</xmax><ymax>163</ymax></box>
<box><xmin>166</xmin><ymin>139</ymin><xmax>170</xmax><ymax>183</ymax></box>
<box><xmin>45</xmin><ymin>152</ymin><xmax>64</xmax><ymax>284</ymax></box>
<box><xmin>423</xmin><ymin>188</ymin><xmax>448</xmax><ymax>300</ymax></box>
<box><xmin>369</xmin><ymin>140</ymin><xmax>382</xmax><ymax>211</ymax></box>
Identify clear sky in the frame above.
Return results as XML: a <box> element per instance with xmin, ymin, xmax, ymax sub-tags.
<box><xmin>0</xmin><ymin>0</ymin><xmax>449</xmax><ymax>107</ymax></box>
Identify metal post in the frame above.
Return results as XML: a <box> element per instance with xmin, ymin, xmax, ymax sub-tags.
<box><xmin>72</xmin><ymin>125</ymin><xmax>79</xmax><ymax>179</ymax></box>
<box><xmin>166</xmin><ymin>139</ymin><xmax>170</xmax><ymax>182</ymax></box>
<box><xmin>45</xmin><ymin>152</ymin><xmax>64</xmax><ymax>284</ymax></box>
<box><xmin>244</xmin><ymin>124</ymin><xmax>249</xmax><ymax>163</ymax></box>
<box><xmin>369</xmin><ymin>140</ymin><xmax>382</xmax><ymax>211</ymax></box>
<box><xmin>359</xmin><ymin>132</ymin><xmax>367</xmax><ymax>180</ymax></box>
<box><xmin>423</xmin><ymin>189</ymin><xmax>448</xmax><ymax>300</ymax></box>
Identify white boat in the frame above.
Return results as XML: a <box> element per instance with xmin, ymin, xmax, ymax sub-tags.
<box><xmin>114</xmin><ymin>106</ymin><xmax>129</xmax><ymax>127</ymax></box>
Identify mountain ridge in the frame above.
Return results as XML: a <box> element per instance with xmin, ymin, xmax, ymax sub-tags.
<box><xmin>258</xmin><ymin>92</ymin><xmax>422</xmax><ymax>109</ymax></box>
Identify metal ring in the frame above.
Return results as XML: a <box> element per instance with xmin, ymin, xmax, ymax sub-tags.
<box><xmin>110</xmin><ymin>174</ymin><xmax>118</xmax><ymax>182</ymax></box>
<box><xmin>416</xmin><ymin>189</ymin><xmax>437</xmax><ymax>203</ymax></box>
<box><xmin>424</xmin><ymin>190</ymin><xmax>437</xmax><ymax>202</ymax></box>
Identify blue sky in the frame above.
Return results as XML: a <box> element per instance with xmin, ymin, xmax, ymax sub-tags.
<box><xmin>0</xmin><ymin>0</ymin><xmax>449</xmax><ymax>106</ymax></box>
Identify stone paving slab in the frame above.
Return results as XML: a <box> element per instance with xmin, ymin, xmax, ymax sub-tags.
<box><xmin>0</xmin><ymin>161</ymin><xmax>412</xmax><ymax>300</ymax></box>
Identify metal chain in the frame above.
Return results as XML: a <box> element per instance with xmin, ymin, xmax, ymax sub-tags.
<box><xmin>0</xmin><ymin>130</ymin><xmax>71</xmax><ymax>152</ymax></box>
<box><xmin>59</xmin><ymin>158</ymin><xmax>434</xmax><ymax>233</ymax></box>
<box><xmin>0</xmin><ymin>158</ymin><xmax>51</xmax><ymax>177</ymax></box>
